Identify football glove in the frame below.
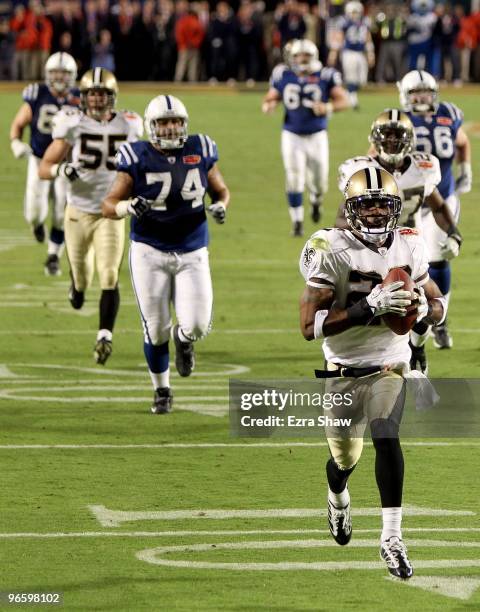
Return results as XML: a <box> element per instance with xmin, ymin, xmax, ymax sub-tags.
<box><xmin>10</xmin><ymin>138</ymin><xmax>32</xmax><ymax>159</ymax></box>
<box><xmin>414</xmin><ymin>286</ymin><xmax>429</xmax><ymax>323</ymax></box>
<box><xmin>128</xmin><ymin>196</ymin><xmax>152</xmax><ymax>218</ymax></box>
<box><xmin>366</xmin><ymin>281</ymin><xmax>412</xmax><ymax>317</ymax></box>
<box><xmin>439</xmin><ymin>235</ymin><xmax>461</xmax><ymax>260</ymax></box>
<box><xmin>208</xmin><ymin>202</ymin><xmax>226</xmax><ymax>224</ymax></box>
<box><xmin>455</xmin><ymin>162</ymin><xmax>472</xmax><ymax>196</ymax></box>
<box><xmin>57</xmin><ymin>162</ymin><xmax>80</xmax><ymax>182</ymax></box>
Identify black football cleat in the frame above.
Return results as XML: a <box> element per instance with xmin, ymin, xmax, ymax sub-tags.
<box><xmin>291</xmin><ymin>221</ymin><xmax>304</xmax><ymax>237</ymax></box>
<box><xmin>432</xmin><ymin>324</ymin><xmax>453</xmax><ymax>349</ymax></box>
<box><xmin>409</xmin><ymin>341</ymin><xmax>428</xmax><ymax>374</ymax></box>
<box><xmin>172</xmin><ymin>324</ymin><xmax>195</xmax><ymax>377</ymax></box>
<box><xmin>327</xmin><ymin>496</ymin><xmax>352</xmax><ymax>546</ymax></box>
<box><xmin>311</xmin><ymin>203</ymin><xmax>323</xmax><ymax>224</ymax></box>
<box><xmin>94</xmin><ymin>338</ymin><xmax>112</xmax><ymax>365</ymax></box>
<box><xmin>380</xmin><ymin>536</ymin><xmax>414</xmax><ymax>580</ymax></box>
<box><xmin>69</xmin><ymin>283</ymin><xmax>84</xmax><ymax>310</ymax></box>
<box><xmin>151</xmin><ymin>387</ymin><xmax>173</xmax><ymax>414</ymax></box>
<box><xmin>33</xmin><ymin>224</ymin><xmax>46</xmax><ymax>243</ymax></box>
<box><xmin>44</xmin><ymin>254</ymin><xmax>61</xmax><ymax>276</ymax></box>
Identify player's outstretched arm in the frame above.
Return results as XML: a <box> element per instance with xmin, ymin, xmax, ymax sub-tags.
<box><xmin>38</xmin><ymin>139</ymin><xmax>73</xmax><ymax>180</ymax></box>
<box><xmin>102</xmin><ymin>172</ymin><xmax>135</xmax><ymax>220</ymax></box>
<box><xmin>10</xmin><ymin>103</ymin><xmax>33</xmax><ymax>158</ymax></box>
<box><xmin>207</xmin><ymin>164</ymin><xmax>230</xmax><ymax>224</ymax></box>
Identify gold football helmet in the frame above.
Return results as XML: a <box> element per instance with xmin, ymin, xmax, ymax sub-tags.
<box><xmin>344</xmin><ymin>167</ymin><xmax>402</xmax><ymax>245</ymax></box>
<box><xmin>79</xmin><ymin>68</ymin><xmax>118</xmax><ymax>120</ymax></box>
<box><xmin>369</xmin><ymin>109</ymin><xmax>415</xmax><ymax>167</ymax></box>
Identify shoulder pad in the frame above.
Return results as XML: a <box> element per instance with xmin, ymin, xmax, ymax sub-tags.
<box><xmin>439</xmin><ymin>101</ymin><xmax>463</xmax><ymax>122</ymax></box>
<box><xmin>196</xmin><ymin>134</ymin><xmax>218</xmax><ymax>160</ymax></box>
<box><xmin>306</xmin><ymin>229</ymin><xmax>335</xmax><ymax>254</ymax></box>
<box><xmin>22</xmin><ymin>83</ymin><xmax>40</xmax><ymax>102</ymax></box>
<box><xmin>411</xmin><ymin>152</ymin><xmax>439</xmax><ymax>172</ymax></box>
<box><xmin>271</xmin><ymin>64</ymin><xmax>288</xmax><ymax>83</ymax></box>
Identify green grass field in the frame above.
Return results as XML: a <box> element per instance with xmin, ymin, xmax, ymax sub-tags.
<box><xmin>0</xmin><ymin>84</ymin><xmax>479</xmax><ymax>611</ymax></box>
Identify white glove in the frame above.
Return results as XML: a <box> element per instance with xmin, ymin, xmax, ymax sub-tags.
<box><xmin>57</xmin><ymin>162</ymin><xmax>81</xmax><ymax>182</ymax></box>
<box><xmin>11</xmin><ymin>138</ymin><xmax>32</xmax><ymax>159</ymax></box>
<box><xmin>115</xmin><ymin>196</ymin><xmax>152</xmax><ymax>219</ymax></box>
<box><xmin>455</xmin><ymin>162</ymin><xmax>472</xmax><ymax>196</ymax></box>
<box><xmin>439</xmin><ymin>236</ymin><xmax>460</xmax><ymax>260</ymax></box>
<box><xmin>366</xmin><ymin>281</ymin><xmax>412</xmax><ymax>317</ymax></box>
<box><xmin>208</xmin><ymin>202</ymin><xmax>226</xmax><ymax>224</ymax></box>
<box><xmin>414</xmin><ymin>286</ymin><xmax>429</xmax><ymax>323</ymax></box>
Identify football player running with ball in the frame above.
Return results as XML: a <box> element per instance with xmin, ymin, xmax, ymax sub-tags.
<box><xmin>39</xmin><ymin>68</ymin><xmax>143</xmax><ymax>365</ymax></box>
<box><xmin>102</xmin><ymin>95</ymin><xmax>230</xmax><ymax>415</ymax></box>
<box><xmin>300</xmin><ymin>168</ymin><xmax>447</xmax><ymax>580</ymax></box>
<box><xmin>398</xmin><ymin>70</ymin><xmax>472</xmax><ymax>349</ymax></box>
<box><xmin>9</xmin><ymin>52</ymin><xmax>79</xmax><ymax>276</ymax></box>
<box><xmin>262</xmin><ymin>39</ymin><xmax>349</xmax><ymax>237</ymax></box>
<box><xmin>336</xmin><ymin>109</ymin><xmax>462</xmax><ymax>373</ymax></box>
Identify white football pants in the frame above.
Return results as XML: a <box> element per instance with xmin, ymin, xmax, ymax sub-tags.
<box><xmin>341</xmin><ymin>50</ymin><xmax>368</xmax><ymax>86</ymax></box>
<box><xmin>419</xmin><ymin>193</ymin><xmax>460</xmax><ymax>262</ymax></box>
<box><xmin>129</xmin><ymin>241</ymin><xmax>213</xmax><ymax>345</ymax></box>
<box><xmin>24</xmin><ymin>154</ymin><xmax>67</xmax><ymax>229</ymax></box>
<box><xmin>281</xmin><ymin>129</ymin><xmax>329</xmax><ymax>200</ymax></box>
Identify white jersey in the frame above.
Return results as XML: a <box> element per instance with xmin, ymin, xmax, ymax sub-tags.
<box><xmin>52</xmin><ymin>108</ymin><xmax>143</xmax><ymax>213</ymax></box>
<box><xmin>338</xmin><ymin>153</ymin><xmax>441</xmax><ymax>226</ymax></box>
<box><xmin>299</xmin><ymin>227</ymin><xmax>430</xmax><ymax>368</ymax></box>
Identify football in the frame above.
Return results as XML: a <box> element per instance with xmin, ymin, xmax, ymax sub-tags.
<box><xmin>382</xmin><ymin>267</ymin><xmax>418</xmax><ymax>335</ymax></box>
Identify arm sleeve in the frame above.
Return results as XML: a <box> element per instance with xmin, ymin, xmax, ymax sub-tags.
<box><xmin>22</xmin><ymin>83</ymin><xmax>39</xmax><ymax>110</ymax></box>
<box><xmin>199</xmin><ymin>134</ymin><xmax>219</xmax><ymax>170</ymax></box>
<box><xmin>116</xmin><ymin>143</ymin><xmax>137</xmax><ymax>177</ymax></box>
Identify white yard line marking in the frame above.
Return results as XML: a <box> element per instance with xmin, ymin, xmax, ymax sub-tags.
<box><xmin>0</xmin><ymin>442</ymin><xmax>479</xmax><ymax>449</ymax></box>
<box><xmin>136</xmin><ymin>539</ymin><xmax>480</xmax><ymax>571</ymax></box>
<box><xmin>399</xmin><ymin>576</ymin><xmax>480</xmax><ymax>601</ymax></box>
<box><xmin>88</xmin><ymin>505</ymin><xmax>475</xmax><ymax>527</ymax></box>
<box><xmin>0</xmin><ymin>528</ymin><xmax>479</xmax><ymax>539</ymax></box>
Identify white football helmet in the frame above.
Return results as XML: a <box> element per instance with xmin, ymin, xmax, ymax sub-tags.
<box><xmin>398</xmin><ymin>70</ymin><xmax>439</xmax><ymax>115</ymax></box>
<box><xmin>345</xmin><ymin>1</ymin><xmax>364</xmax><ymax>20</ymax></box>
<box><xmin>144</xmin><ymin>95</ymin><xmax>189</xmax><ymax>149</ymax></box>
<box><xmin>290</xmin><ymin>39</ymin><xmax>321</xmax><ymax>74</ymax></box>
<box><xmin>45</xmin><ymin>52</ymin><xmax>77</xmax><ymax>93</ymax></box>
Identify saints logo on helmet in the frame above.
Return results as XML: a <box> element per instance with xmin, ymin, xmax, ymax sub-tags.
<box><xmin>79</xmin><ymin>68</ymin><xmax>118</xmax><ymax>120</ymax></box>
<box><xmin>289</xmin><ymin>39</ymin><xmax>321</xmax><ymax>74</ymax></box>
<box><xmin>144</xmin><ymin>95</ymin><xmax>188</xmax><ymax>150</ymax></box>
<box><xmin>369</xmin><ymin>109</ymin><xmax>415</xmax><ymax>167</ymax></box>
<box><xmin>45</xmin><ymin>52</ymin><xmax>77</xmax><ymax>94</ymax></box>
<box><xmin>397</xmin><ymin>70</ymin><xmax>439</xmax><ymax>115</ymax></box>
<box><xmin>344</xmin><ymin>167</ymin><xmax>402</xmax><ymax>245</ymax></box>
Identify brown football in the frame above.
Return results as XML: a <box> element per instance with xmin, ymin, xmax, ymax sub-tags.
<box><xmin>381</xmin><ymin>267</ymin><xmax>417</xmax><ymax>335</ymax></box>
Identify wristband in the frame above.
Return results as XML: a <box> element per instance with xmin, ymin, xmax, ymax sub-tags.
<box><xmin>429</xmin><ymin>296</ymin><xmax>447</xmax><ymax>326</ymax></box>
<box><xmin>115</xmin><ymin>200</ymin><xmax>131</xmax><ymax>218</ymax></box>
<box><xmin>314</xmin><ymin>309</ymin><xmax>329</xmax><ymax>339</ymax></box>
<box><xmin>446</xmin><ymin>225</ymin><xmax>462</xmax><ymax>245</ymax></box>
<box><xmin>346</xmin><ymin>297</ymin><xmax>375</xmax><ymax>325</ymax></box>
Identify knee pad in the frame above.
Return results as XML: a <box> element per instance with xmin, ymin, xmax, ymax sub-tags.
<box><xmin>327</xmin><ymin>437</ymin><xmax>363</xmax><ymax>470</ymax></box>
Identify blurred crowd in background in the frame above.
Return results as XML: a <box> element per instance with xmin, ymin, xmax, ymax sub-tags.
<box><xmin>1</xmin><ymin>0</ymin><xmax>480</xmax><ymax>84</ymax></box>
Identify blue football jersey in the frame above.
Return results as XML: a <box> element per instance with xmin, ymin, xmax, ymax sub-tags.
<box><xmin>271</xmin><ymin>66</ymin><xmax>342</xmax><ymax>135</ymax></box>
<box><xmin>23</xmin><ymin>83</ymin><xmax>80</xmax><ymax>158</ymax></box>
<box><xmin>116</xmin><ymin>134</ymin><xmax>219</xmax><ymax>252</ymax></box>
<box><xmin>340</xmin><ymin>18</ymin><xmax>370</xmax><ymax>52</ymax></box>
<box><xmin>408</xmin><ymin>102</ymin><xmax>463</xmax><ymax>199</ymax></box>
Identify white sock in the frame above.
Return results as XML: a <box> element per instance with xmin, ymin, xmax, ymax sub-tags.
<box><xmin>381</xmin><ymin>507</ymin><xmax>402</xmax><ymax>541</ymax></box>
<box><xmin>96</xmin><ymin>329</ymin><xmax>112</xmax><ymax>342</ymax></box>
<box><xmin>288</xmin><ymin>206</ymin><xmax>304</xmax><ymax>223</ymax></box>
<box><xmin>47</xmin><ymin>240</ymin><xmax>64</xmax><ymax>257</ymax></box>
<box><xmin>328</xmin><ymin>486</ymin><xmax>350</xmax><ymax>508</ymax></box>
<box><xmin>149</xmin><ymin>368</ymin><xmax>170</xmax><ymax>390</ymax></box>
